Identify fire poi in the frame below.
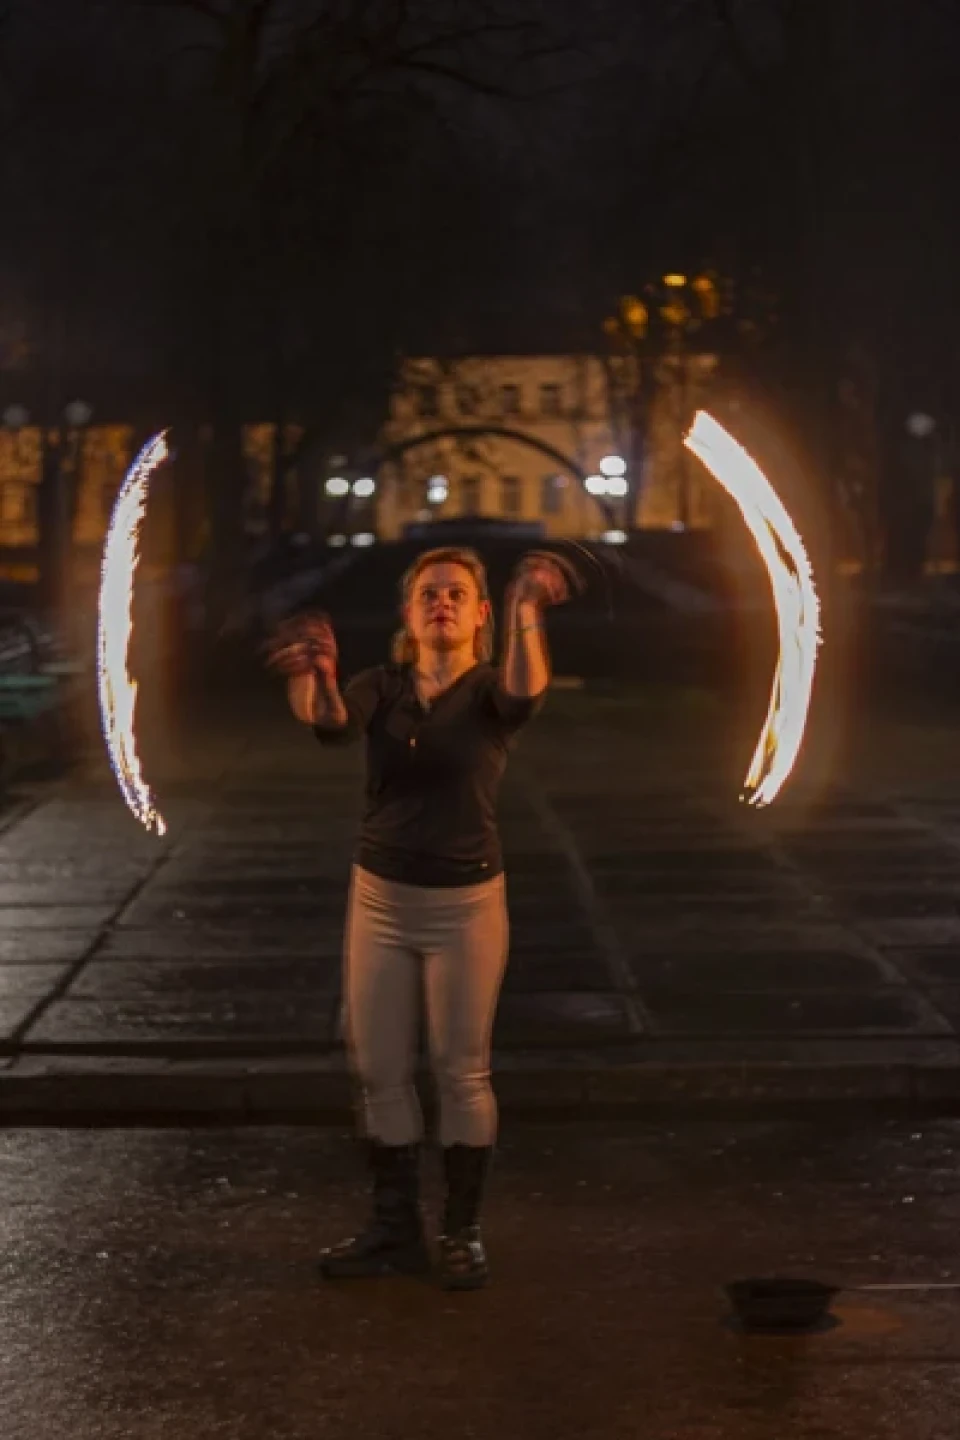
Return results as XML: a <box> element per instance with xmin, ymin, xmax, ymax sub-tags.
<box><xmin>684</xmin><ymin>411</ymin><xmax>821</xmax><ymax>807</ymax></box>
<box><xmin>97</xmin><ymin>430</ymin><xmax>169</xmax><ymax>836</ymax></box>
<box><xmin>97</xmin><ymin>414</ymin><xmax>819</xmax><ymax>832</ymax></box>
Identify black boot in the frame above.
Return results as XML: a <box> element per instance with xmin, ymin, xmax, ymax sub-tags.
<box><xmin>319</xmin><ymin>1141</ymin><xmax>429</xmax><ymax>1279</ymax></box>
<box><xmin>437</xmin><ymin>1144</ymin><xmax>493</xmax><ymax>1291</ymax></box>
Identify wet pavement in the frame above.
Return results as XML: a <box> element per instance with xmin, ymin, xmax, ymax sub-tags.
<box><xmin>1</xmin><ymin>681</ymin><xmax>960</xmax><ymax>1118</ymax></box>
<box><xmin>2</xmin><ymin>1118</ymin><xmax>960</xmax><ymax>1438</ymax></box>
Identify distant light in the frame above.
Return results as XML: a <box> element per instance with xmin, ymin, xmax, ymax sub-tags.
<box><xmin>663</xmin><ymin>273</ymin><xmax>687</xmax><ymax>288</ymax></box>
<box><xmin>906</xmin><ymin>412</ymin><xmax>936</xmax><ymax>438</ymax></box>
<box><xmin>670</xmin><ymin>520</ymin><xmax>686</xmax><ymax>532</ymax></box>
<box><xmin>2</xmin><ymin>404</ymin><xmax>29</xmax><ymax>428</ymax></box>
<box><xmin>601</xmin><ymin>529</ymin><xmax>628</xmax><ymax>545</ymax></box>
<box><xmin>330</xmin><ymin>454</ymin><xmax>347</xmax><ymax>467</ymax></box>
<box><xmin>599</xmin><ymin>455</ymin><xmax>626</xmax><ymax>477</ymax></box>
<box><xmin>427</xmin><ymin>475</ymin><xmax>448</xmax><ymax>504</ymax></box>
<box><xmin>351</xmin><ymin>531</ymin><xmax>375</xmax><ymax>547</ymax></box>
<box><xmin>328</xmin><ymin>533</ymin><xmax>347</xmax><ymax>547</ymax></box>
<box><xmin>63</xmin><ymin>399</ymin><xmax>93</xmax><ymax>428</ymax></box>
<box><xmin>325</xmin><ymin>476</ymin><xmax>349</xmax><ymax>497</ymax></box>
<box><xmin>606</xmin><ymin>477</ymin><xmax>628</xmax><ymax>497</ymax></box>
<box><xmin>585</xmin><ymin>474</ymin><xmax>606</xmax><ymax>496</ymax></box>
<box><xmin>352</xmin><ymin>477</ymin><xmax>376</xmax><ymax>498</ymax></box>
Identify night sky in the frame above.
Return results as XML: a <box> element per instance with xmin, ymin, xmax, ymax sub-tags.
<box><xmin>1</xmin><ymin>0</ymin><xmax>959</xmax><ymax>435</ymax></box>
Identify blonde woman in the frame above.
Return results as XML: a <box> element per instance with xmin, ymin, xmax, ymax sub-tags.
<box><xmin>268</xmin><ymin>545</ymin><xmax>570</xmax><ymax>1289</ymax></box>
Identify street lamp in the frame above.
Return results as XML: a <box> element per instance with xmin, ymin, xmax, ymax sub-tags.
<box><xmin>426</xmin><ymin>475</ymin><xmax>448</xmax><ymax>505</ymax></box>
<box><xmin>63</xmin><ymin>400</ymin><xmax>93</xmax><ymax>430</ymax></box>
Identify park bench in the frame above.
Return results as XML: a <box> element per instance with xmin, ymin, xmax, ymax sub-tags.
<box><xmin>0</xmin><ymin>616</ymin><xmax>90</xmax><ymax>791</ymax></box>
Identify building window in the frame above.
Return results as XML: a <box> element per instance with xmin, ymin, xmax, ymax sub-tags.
<box><xmin>500</xmin><ymin>475</ymin><xmax>521</xmax><ymax>516</ymax></box>
<box><xmin>540</xmin><ymin>383</ymin><xmax>562</xmax><ymax>416</ymax></box>
<box><xmin>460</xmin><ymin>474</ymin><xmax>482</xmax><ymax>514</ymax></box>
<box><xmin>418</xmin><ymin>386</ymin><xmax>438</xmax><ymax>419</ymax></box>
<box><xmin>0</xmin><ymin>483</ymin><xmax>29</xmax><ymax>525</ymax></box>
<box><xmin>541</xmin><ymin>473</ymin><xmax>564</xmax><ymax>515</ymax></box>
<box><xmin>500</xmin><ymin>384</ymin><xmax>521</xmax><ymax>416</ymax></box>
<box><xmin>457</xmin><ymin>386</ymin><xmax>478</xmax><ymax>416</ymax></box>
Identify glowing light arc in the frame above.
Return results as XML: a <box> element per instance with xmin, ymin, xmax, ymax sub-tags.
<box><xmin>684</xmin><ymin>411</ymin><xmax>821</xmax><ymax>807</ymax></box>
<box><xmin>97</xmin><ymin>430</ymin><xmax>169</xmax><ymax>836</ymax></box>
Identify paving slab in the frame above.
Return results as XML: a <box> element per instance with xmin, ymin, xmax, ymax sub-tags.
<box><xmin>893</xmin><ymin>948</ymin><xmax>960</xmax><ymax>984</ymax></box>
<box><xmin>97</xmin><ymin>928</ymin><xmax>343</xmax><ymax>960</ymax></box>
<box><xmin>494</xmin><ymin>993</ymin><xmax>633</xmax><ymax>1047</ymax></box>
<box><xmin>0</xmin><ymin>932</ymin><xmax>103</xmax><ymax>963</ymax></box>
<box><xmin>0</xmin><ymin>995</ymin><xmax>51</xmax><ymax>1040</ymax></box>
<box><xmin>118</xmin><ymin>894</ymin><xmax>347</xmax><ymax>926</ymax></box>
<box><xmin>0</xmin><ymin>882</ymin><xmax>135</xmax><ymax>905</ymax></box>
<box><xmin>626</xmin><ymin>947</ymin><xmax>902</xmax><ymax>990</ymax></box>
<box><xmin>0</xmin><ymin>963</ymin><xmax>73</xmax><ymax>995</ymax></box>
<box><xmin>24</xmin><ymin>996</ymin><xmax>341</xmax><ymax>1049</ymax></box>
<box><xmin>64</xmin><ymin>959</ymin><xmax>342</xmax><ymax>1000</ymax></box>
<box><xmin>0</xmin><ymin>905</ymin><xmax>119</xmax><ymax>930</ymax></box>
<box><xmin>637</xmin><ymin>986</ymin><xmax>951</xmax><ymax>1038</ymax></box>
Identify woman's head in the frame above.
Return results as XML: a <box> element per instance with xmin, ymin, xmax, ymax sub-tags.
<box><xmin>391</xmin><ymin>546</ymin><xmax>493</xmax><ymax>665</ymax></box>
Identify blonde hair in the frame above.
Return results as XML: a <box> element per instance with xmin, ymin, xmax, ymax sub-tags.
<box><xmin>390</xmin><ymin>546</ymin><xmax>494</xmax><ymax>664</ymax></box>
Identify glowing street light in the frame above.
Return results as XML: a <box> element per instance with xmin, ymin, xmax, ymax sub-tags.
<box><xmin>64</xmin><ymin>400</ymin><xmax>94</xmax><ymax>429</ymax></box>
<box><xmin>325</xmin><ymin>476</ymin><xmax>349</xmax><ymax>497</ymax></box>
<box><xmin>599</xmin><ymin>455</ymin><xmax>626</xmax><ymax>478</ymax></box>
<box><xmin>426</xmin><ymin>475</ymin><xmax>448</xmax><ymax>504</ymax></box>
<box><xmin>585</xmin><ymin>474</ymin><xmax>606</xmax><ymax>496</ymax></box>
<box><xmin>352</xmin><ymin>477</ymin><xmax>376</xmax><ymax>498</ymax></box>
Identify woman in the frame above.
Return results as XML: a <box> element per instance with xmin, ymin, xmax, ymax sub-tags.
<box><xmin>268</xmin><ymin>545</ymin><xmax>569</xmax><ymax>1289</ymax></box>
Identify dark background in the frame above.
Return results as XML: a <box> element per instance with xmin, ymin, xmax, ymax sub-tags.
<box><xmin>1</xmin><ymin>0</ymin><xmax>959</xmax><ymax>595</ymax></box>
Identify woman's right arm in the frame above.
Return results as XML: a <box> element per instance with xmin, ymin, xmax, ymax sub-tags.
<box><xmin>267</xmin><ymin>612</ymin><xmax>349</xmax><ymax>732</ymax></box>
<box><xmin>266</xmin><ymin>613</ymin><xmax>380</xmax><ymax>742</ymax></box>
<box><xmin>287</xmin><ymin>671</ymin><xmax>348</xmax><ymax>728</ymax></box>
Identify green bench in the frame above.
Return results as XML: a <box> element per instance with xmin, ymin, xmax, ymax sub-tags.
<box><xmin>0</xmin><ymin>666</ymin><xmax>90</xmax><ymax>787</ymax></box>
<box><xmin>0</xmin><ymin>673</ymin><xmax>63</xmax><ymax>722</ymax></box>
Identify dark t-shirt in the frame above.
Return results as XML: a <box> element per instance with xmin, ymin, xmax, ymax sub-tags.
<box><xmin>314</xmin><ymin>662</ymin><xmax>543</xmax><ymax>887</ymax></box>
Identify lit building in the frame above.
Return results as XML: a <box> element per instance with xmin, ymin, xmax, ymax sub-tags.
<box><xmin>376</xmin><ymin>353</ymin><xmax>718</xmax><ymax>541</ymax></box>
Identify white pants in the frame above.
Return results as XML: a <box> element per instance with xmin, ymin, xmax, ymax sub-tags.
<box><xmin>342</xmin><ymin>865</ymin><xmax>509</xmax><ymax>1146</ymax></box>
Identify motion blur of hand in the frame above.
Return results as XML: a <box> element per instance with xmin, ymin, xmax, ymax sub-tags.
<box><xmin>511</xmin><ymin>552</ymin><xmax>572</xmax><ymax>609</ymax></box>
<box><xmin>264</xmin><ymin>611</ymin><xmax>338</xmax><ymax>680</ymax></box>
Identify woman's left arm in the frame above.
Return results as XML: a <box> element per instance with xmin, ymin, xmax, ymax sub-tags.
<box><xmin>500</xmin><ymin>557</ymin><xmax>569</xmax><ymax>699</ymax></box>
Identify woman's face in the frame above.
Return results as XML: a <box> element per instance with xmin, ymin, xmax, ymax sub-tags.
<box><xmin>405</xmin><ymin>562</ymin><xmax>489</xmax><ymax>658</ymax></box>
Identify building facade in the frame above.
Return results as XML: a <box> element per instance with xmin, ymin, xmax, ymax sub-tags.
<box><xmin>376</xmin><ymin>353</ymin><xmax>719</xmax><ymax>542</ymax></box>
<box><xmin>0</xmin><ymin>352</ymin><xmax>720</xmax><ymax>574</ymax></box>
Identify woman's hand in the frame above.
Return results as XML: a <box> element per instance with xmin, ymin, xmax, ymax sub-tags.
<box><xmin>265</xmin><ymin>612</ymin><xmax>338</xmax><ymax>682</ymax></box>
<box><xmin>510</xmin><ymin>553</ymin><xmax>571</xmax><ymax>610</ymax></box>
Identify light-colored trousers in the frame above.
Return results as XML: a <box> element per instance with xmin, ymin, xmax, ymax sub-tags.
<box><xmin>342</xmin><ymin>864</ymin><xmax>509</xmax><ymax>1147</ymax></box>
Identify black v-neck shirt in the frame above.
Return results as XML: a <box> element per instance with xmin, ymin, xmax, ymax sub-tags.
<box><xmin>314</xmin><ymin>662</ymin><xmax>544</xmax><ymax>887</ymax></box>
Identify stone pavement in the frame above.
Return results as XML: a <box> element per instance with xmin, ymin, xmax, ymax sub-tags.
<box><xmin>4</xmin><ymin>1119</ymin><xmax>960</xmax><ymax>1439</ymax></box>
<box><xmin>2</xmin><ymin>681</ymin><xmax>960</xmax><ymax>1121</ymax></box>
